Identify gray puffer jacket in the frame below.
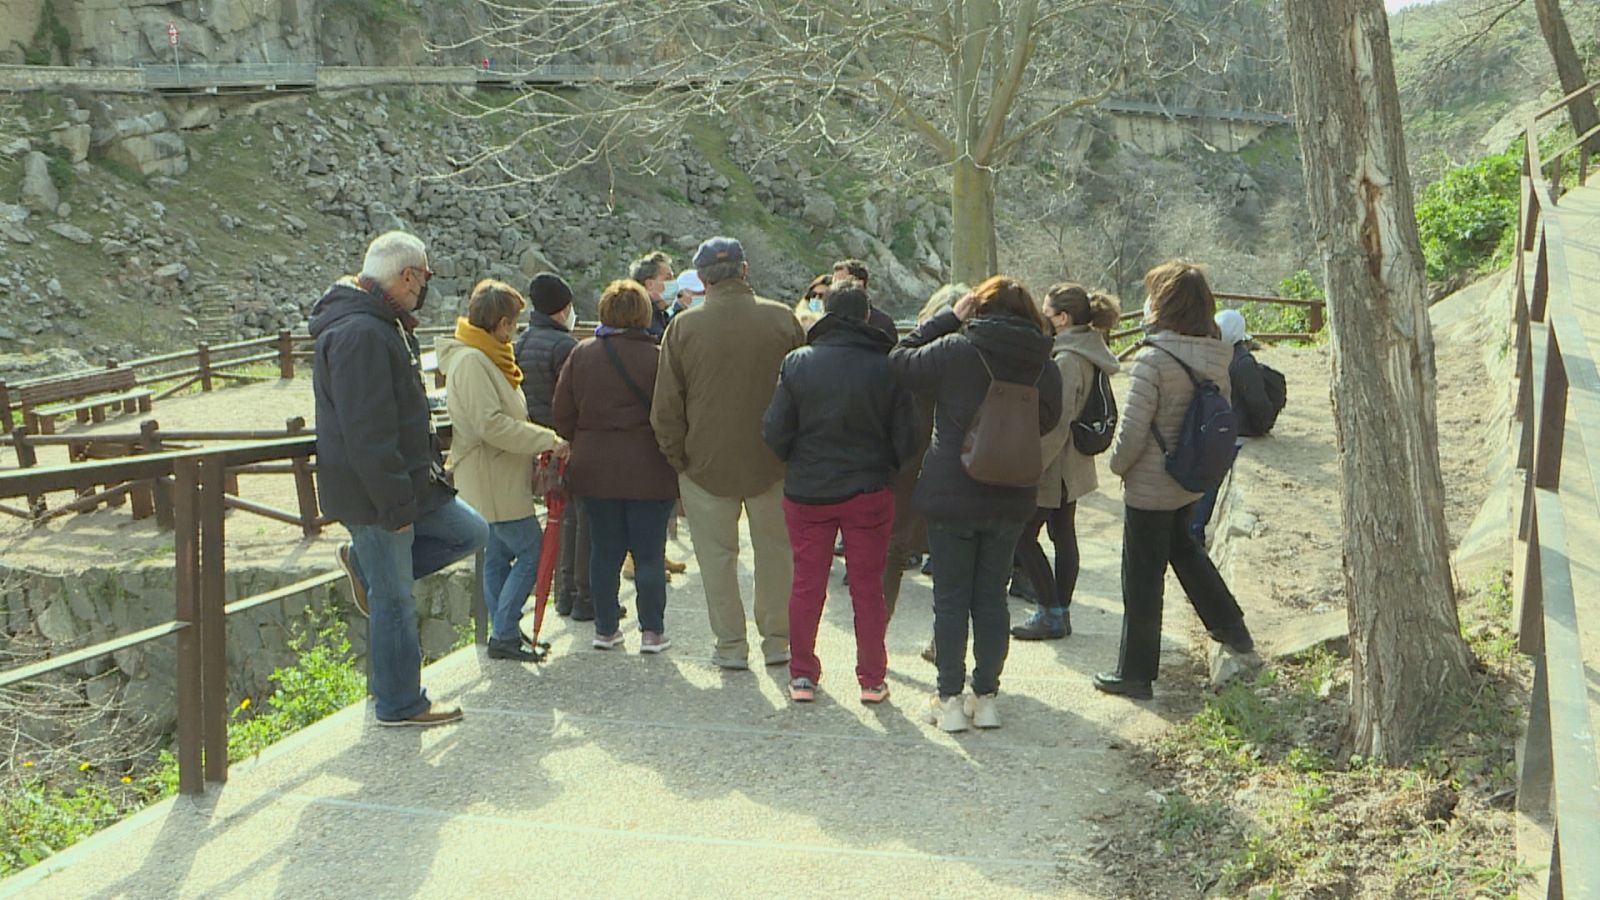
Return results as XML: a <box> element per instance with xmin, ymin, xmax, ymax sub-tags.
<box><xmin>1109</xmin><ymin>330</ymin><xmax>1233</xmax><ymax>511</ymax></box>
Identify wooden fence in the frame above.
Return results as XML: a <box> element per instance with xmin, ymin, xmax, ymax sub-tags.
<box><xmin>1510</xmin><ymin>79</ymin><xmax>1600</xmax><ymax>899</ymax></box>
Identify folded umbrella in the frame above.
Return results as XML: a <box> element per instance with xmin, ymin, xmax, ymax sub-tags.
<box><xmin>523</xmin><ymin>452</ymin><xmax>568</xmax><ymax>662</ymax></box>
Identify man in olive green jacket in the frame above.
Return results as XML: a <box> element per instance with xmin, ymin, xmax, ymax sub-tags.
<box><xmin>652</xmin><ymin>237</ymin><xmax>806</xmax><ymax>668</ymax></box>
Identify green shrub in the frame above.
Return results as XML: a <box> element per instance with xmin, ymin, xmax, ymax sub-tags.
<box><xmin>1</xmin><ymin>611</ymin><xmax>363</xmax><ymax>876</ymax></box>
<box><xmin>1414</xmin><ymin>146</ymin><xmax>1520</xmax><ymax>282</ymax></box>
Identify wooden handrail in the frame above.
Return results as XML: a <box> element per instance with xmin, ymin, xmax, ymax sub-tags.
<box><xmin>1533</xmin><ymin>79</ymin><xmax>1600</xmax><ymax>121</ymax></box>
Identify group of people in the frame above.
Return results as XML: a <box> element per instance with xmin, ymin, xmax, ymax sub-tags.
<box><xmin>311</xmin><ymin>229</ymin><xmax>1281</xmax><ymax>731</ymax></box>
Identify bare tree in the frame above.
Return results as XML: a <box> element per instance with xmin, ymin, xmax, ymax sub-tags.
<box><xmin>1283</xmin><ymin>0</ymin><xmax>1474</xmax><ymax>763</ymax></box>
<box><xmin>452</xmin><ymin>0</ymin><xmax>1265</xmax><ymax>284</ymax></box>
<box><xmin>1533</xmin><ymin>0</ymin><xmax>1599</xmax><ymax>154</ymax></box>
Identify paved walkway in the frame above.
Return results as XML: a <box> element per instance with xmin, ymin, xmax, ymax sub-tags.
<box><xmin>3</xmin><ymin>482</ymin><xmax>1197</xmax><ymax>898</ymax></box>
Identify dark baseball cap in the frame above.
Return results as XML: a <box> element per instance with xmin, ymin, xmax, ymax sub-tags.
<box><xmin>692</xmin><ymin>237</ymin><xmax>745</xmax><ymax>270</ymax></box>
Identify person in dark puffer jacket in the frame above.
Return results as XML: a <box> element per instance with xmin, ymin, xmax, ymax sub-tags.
<box><xmin>512</xmin><ymin>273</ymin><xmax>593</xmax><ymax>619</ymax></box>
<box><xmin>312</xmin><ymin>230</ymin><xmax>487</xmax><ymax>728</ymax></box>
<box><xmin>888</xmin><ymin>276</ymin><xmax>1063</xmax><ymax>733</ymax></box>
<box><xmin>762</xmin><ymin>281</ymin><xmax>919</xmax><ymax>705</ymax></box>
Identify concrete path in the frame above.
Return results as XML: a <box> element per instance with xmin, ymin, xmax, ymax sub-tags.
<box><xmin>2</xmin><ymin>487</ymin><xmax>1199</xmax><ymax>899</ymax></box>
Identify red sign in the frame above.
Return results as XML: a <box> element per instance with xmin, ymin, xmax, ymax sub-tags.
<box><xmin>167</xmin><ymin>22</ymin><xmax>179</xmax><ymax>46</ymax></box>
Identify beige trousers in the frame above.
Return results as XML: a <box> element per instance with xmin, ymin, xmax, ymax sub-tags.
<box><xmin>678</xmin><ymin>474</ymin><xmax>792</xmax><ymax>661</ymax></box>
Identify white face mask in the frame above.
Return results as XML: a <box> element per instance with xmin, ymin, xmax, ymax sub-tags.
<box><xmin>690</xmin><ymin>294</ymin><xmax>705</xmax><ymax>307</ymax></box>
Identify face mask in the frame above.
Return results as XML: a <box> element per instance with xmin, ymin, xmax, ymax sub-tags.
<box><xmin>413</xmin><ymin>278</ymin><xmax>429</xmax><ymax>312</ymax></box>
<box><xmin>807</xmin><ymin>298</ymin><xmax>823</xmax><ymax>313</ymax></box>
<box><xmin>690</xmin><ymin>294</ymin><xmax>705</xmax><ymax>307</ymax></box>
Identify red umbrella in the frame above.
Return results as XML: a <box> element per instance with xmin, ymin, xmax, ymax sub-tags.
<box><xmin>524</xmin><ymin>451</ymin><xmax>568</xmax><ymax>662</ymax></box>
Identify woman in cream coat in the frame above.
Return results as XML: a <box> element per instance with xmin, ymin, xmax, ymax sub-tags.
<box><xmin>436</xmin><ymin>279</ymin><xmax>563</xmax><ymax>662</ymax></box>
<box><xmin>1012</xmin><ymin>285</ymin><xmax>1121</xmax><ymax>641</ymax></box>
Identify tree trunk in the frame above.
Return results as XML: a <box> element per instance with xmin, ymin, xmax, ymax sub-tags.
<box><xmin>1534</xmin><ymin>0</ymin><xmax>1600</xmax><ymax>154</ymax></box>
<box><xmin>951</xmin><ymin>156</ymin><xmax>996</xmax><ymax>285</ymax></box>
<box><xmin>1283</xmin><ymin>0</ymin><xmax>1473</xmax><ymax>763</ymax></box>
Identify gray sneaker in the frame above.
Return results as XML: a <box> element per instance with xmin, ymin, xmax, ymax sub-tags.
<box><xmin>640</xmin><ymin>631</ymin><xmax>672</xmax><ymax>654</ymax></box>
<box><xmin>711</xmin><ymin>652</ymin><xmax>749</xmax><ymax>670</ymax></box>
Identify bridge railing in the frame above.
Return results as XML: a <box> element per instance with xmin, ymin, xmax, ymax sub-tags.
<box><xmin>0</xmin><ymin>436</ymin><xmax>488</xmax><ymax>796</ymax></box>
<box><xmin>1509</xmin><ymin>82</ymin><xmax>1600</xmax><ymax>898</ymax></box>
<box><xmin>142</xmin><ymin>63</ymin><xmax>317</xmax><ymax>90</ymax></box>
<box><xmin>1533</xmin><ymin>80</ymin><xmax>1600</xmax><ymax>198</ymax></box>
<box><xmin>1110</xmin><ymin>290</ymin><xmax>1325</xmax><ymax>359</ymax></box>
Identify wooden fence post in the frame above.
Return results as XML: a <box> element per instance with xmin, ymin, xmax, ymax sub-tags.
<box><xmin>197</xmin><ymin>342</ymin><xmax>214</xmax><ymax>392</ymax></box>
<box><xmin>13</xmin><ymin>428</ymin><xmax>45</xmax><ymax>522</ymax></box>
<box><xmin>141</xmin><ymin>420</ymin><xmax>174</xmax><ymax>530</ymax></box>
<box><xmin>276</xmin><ymin>330</ymin><xmax>295</xmax><ymax>380</ymax></box>
<box><xmin>287</xmin><ymin>416</ymin><xmax>321</xmax><ymax>537</ymax></box>
<box><xmin>198</xmin><ymin>454</ymin><xmax>229</xmax><ymax>784</ymax></box>
<box><xmin>1309</xmin><ymin>301</ymin><xmax>1325</xmax><ymax>335</ymax></box>
<box><xmin>173</xmin><ymin>457</ymin><xmax>205</xmax><ymax>796</ymax></box>
<box><xmin>0</xmin><ymin>380</ymin><xmax>10</xmax><ymax>433</ymax></box>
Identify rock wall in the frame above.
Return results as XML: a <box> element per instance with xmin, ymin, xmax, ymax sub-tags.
<box><xmin>1</xmin><ymin>559</ymin><xmax>476</xmax><ymax>739</ymax></box>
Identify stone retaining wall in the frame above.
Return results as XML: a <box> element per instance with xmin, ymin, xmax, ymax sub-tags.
<box><xmin>2</xmin><ymin>560</ymin><xmax>476</xmax><ymax>737</ymax></box>
<box><xmin>0</xmin><ymin>64</ymin><xmax>144</xmax><ymax>93</ymax></box>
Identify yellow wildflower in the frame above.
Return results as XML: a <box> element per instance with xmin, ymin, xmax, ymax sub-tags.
<box><xmin>21</xmin><ymin>760</ymin><xmax>34</xmax><ymax>768</ymax></box>
<box><xmin>239</xmin><ymin>698</ymin><xmax>252</xmax><ymax>710</ymax></box>
<box><xmin>78</xmin><ymin>762</ymin><xmax>91</xmax><ymax>772</ymax></box>
<box><xmin>121</xmin><ymin>776</ymin><xmax>133</xmax><ymax>784</ymax></box>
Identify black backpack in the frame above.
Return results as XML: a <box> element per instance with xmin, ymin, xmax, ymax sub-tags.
<box><xmin>1145</xmin><ymin>343</ymin><xmax>1237</xmax><ymax>492</ymax></box>
<box><xmin>1070</xmin><ymin>366</ymin><xmax>1117</xmax><ymax>456</ymax></box>
<box><xmin>1261</xmin><ymin>364</ymin><xmax>1287</xmax><ymax>418</ymax></box>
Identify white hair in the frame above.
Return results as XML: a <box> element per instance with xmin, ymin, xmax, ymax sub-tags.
<box><xmin>360</xmin><ymin>231</ymin><xmax>427</xmax><ymax>286</ymax></box>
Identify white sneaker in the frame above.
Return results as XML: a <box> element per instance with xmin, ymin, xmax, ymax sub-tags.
<box><xmin>924</xmin><ymin>694</ymin><xmax>970</xmax><ymax>733</ymax></box>
<box><xmin>965</xmin><ymin>692</ymin><xmax>1001</xmax><ymax>729</ymax></box>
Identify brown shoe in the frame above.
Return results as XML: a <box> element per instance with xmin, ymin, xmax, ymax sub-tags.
<box><xmin>336</xmin><ymin>542</ymin><xmax>369</xmax><ymax>618</ymax></box>
<box><xmin>378</xmin><ymin>703</ymin><xmax>464</xmax><ymax>728</ymax></box>
<box><xmin>665</xmin><ymin>556</ymin><xmax>688</xmax><ymax>575</ymax></box>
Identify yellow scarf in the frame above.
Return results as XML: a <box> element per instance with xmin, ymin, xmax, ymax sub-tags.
<box><xmin>454</xmin><ymin>317</ymin><xmax>524</xmax><ymax>388</ymax></box>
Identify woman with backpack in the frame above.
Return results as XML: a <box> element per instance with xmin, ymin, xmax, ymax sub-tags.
<box><xmin>889</xmin><ymin>276</ymin><xmax>1062</xmax><ymax>732</ymax></box>
<box><xmin>1012</xmin><ymin>285</ymin><xmax>1122</xmax><ymax>641</ymax></box>
<box><xmin>1189</xmin><ymin>308</ymin><xmax>1285</xmax><ymax>542</ymax></box>
<box><xmin>1096</xmin><ymin>262</ymin><xmax>1255</xmax><ymax>700</ymax></box>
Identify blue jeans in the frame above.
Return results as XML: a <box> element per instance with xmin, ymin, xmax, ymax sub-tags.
<box><xmin>346</xmin><ymin>497</ymin><xmax>488</xmax><ymax>721</ymax></box>
<box><xmin>927</xmin><ymin>518</ymin><xmax>1025</xmax><ymax>698</ymax></box>
<box><xmin>584</xmin><ymin>497</ymin><xmax>676</xmax><ymax>635</ymax></box>
<box><xmin>484</xmin><ymin>515</ymin><xmax>542</xmax><ymax>643</ymax></box>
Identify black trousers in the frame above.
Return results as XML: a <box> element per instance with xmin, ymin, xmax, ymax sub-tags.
<box><xmin>1015</xmin><ymin>502</ymin><xmax>1079</xmax><ymax>610</ymax></box>
<box><xmin>927</xmin><ymin>518</ymin><xmax>1025</xmax><ymax>697</ymax></box>
<box><xmin>1117</xmin><ymin>503</ymin><xmax>1246</xmax><ymax>683</ymax></box>
<box><xmin>558</xmin><ymin>498</ymin><xmax>591</xmax><ymax>612</ymax></box>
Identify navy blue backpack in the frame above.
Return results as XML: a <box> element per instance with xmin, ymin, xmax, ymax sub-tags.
<box><xmin>1144</xmin><ymin>343</ymin><xmax>1237</xmax><ymax>492</ymax></box>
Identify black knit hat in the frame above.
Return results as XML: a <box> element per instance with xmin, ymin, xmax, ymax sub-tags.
<box><xmin>527</xmin><ymin>272</ymin><xmax>573</xmax><ymax>315</ymax></box>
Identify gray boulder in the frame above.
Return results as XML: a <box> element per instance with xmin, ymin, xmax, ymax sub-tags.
<box><xmin>19</xmin><ymin>152</ymin><xmax>60</xmax><ymax>213</ymax></box>
<box><xmin>47</xmin><ymin>223</ymin><xmax>95</xmax><ymax>245</ymax></box>
<box><xmin>104</xmin><ymin>131</ymin><xmax>189</xmax><ymax>178</ymax></box>
<box><xmin>51</xmin><ymin>124</ymin><xmax>92</xmax><ymax>164</ymax></box>
<box><xmin>802</xmin><ymin>193</ymin><xmax>838</xmax><ymax>228</ymax></box>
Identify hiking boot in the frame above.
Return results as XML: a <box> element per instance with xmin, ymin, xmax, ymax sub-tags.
<box><xmin>336</xmin><ymin>543</ymin><xmax>369</xmax><ymax>618</ymax></box>
<box><xmin>965</xmin><ymin>692</ymin><xmax>1001</xmax><ymax>729</ymax></box>
<box><xmin>1208</xmin><ymin>622</ymin><xmax>1256</xmax><ymax>655</ymax></box>
<box><xmin>377</xmin><ymin>703</ymin><xmax>463</xmax><ymax>728</ymax></box>
<box><xmin>487</xmin><ymin>637</ymin><xmax>539</xmax><ymax>662</ymax></box>
<box><xmin>860</xmin><ymin>683</ymin><xmax>890</xmax><ymax>705</ymax></box>
<box><xmin>1011</xmin><ymin>610</ymin><xmax>1068</xmax><ymax>641</ymax></box>
<box><xmin>920</xmin><ymin>638</ymin><xmax>937</xmax><ymax>666</ymax></box>
<box><xmin>640</xmin><ymin>631</ymin><xmax>671</xmax><ymax>653</ymax></box>
<box><xmin>665</xmin><ymin>556</ymin><xmax>688</xmax><ymax>574</ymax></box>
<box><xmin>924</xmin><ymin>694</ymin><xmax>969</xmax><ymax>733</ymax></box>
<box><xmin>1092</xmin><ymin>672</ymin><xmax>1154</xmax><ymax>700</ymax></box>
<box><xmin>592</xmin><ymin>631</ymin><xmax>625</xmax><ymax>650</ymax></box>
<box><xmin>555</xmin><ymin>596</ymin><xmax>573</xmax><ymax>617</ymax></box>
<box><xmin>788</xmin><ymin>677</ymin><xmax>817</xmax><ymax>702</ymax></box>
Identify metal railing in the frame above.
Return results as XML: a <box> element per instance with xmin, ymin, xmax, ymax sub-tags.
<box><xmin>142</xmin><ymin>63</ymin><xmax>317</xmax><ymax>91</ymax></box>
<box><xmin>1110</xmin><ymin>290</ymin><xmax>1326</xmax><ymax>359</ymax></box>
<box><xmin>1510</xmin><ymin>80</ymin><xmax>1600</xmax><ymax>899</ymax></box>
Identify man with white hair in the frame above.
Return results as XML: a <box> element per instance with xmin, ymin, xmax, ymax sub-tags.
<box><xmin>311</xmin><ymin>230</ymin><xmax>487</xmax><ymax>727</ymax></box>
